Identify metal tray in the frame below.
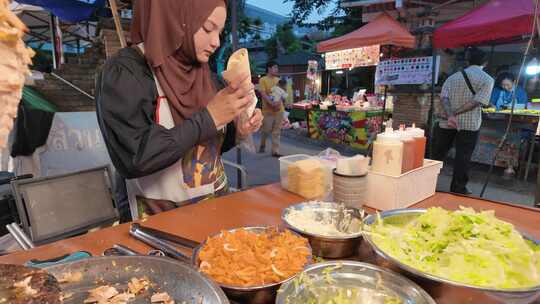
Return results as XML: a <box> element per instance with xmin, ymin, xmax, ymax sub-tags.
<box><xmin>44</xmin><ymin>255</ymin><xmax>229</xmax><ymax>304</ymax></box>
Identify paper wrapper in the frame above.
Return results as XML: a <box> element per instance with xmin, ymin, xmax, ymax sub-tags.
<box><xmin>222</xmin><ymin>48</ymin><xmax>257</xmax><ymax>118</ymax></box>
<box><xmin>222</xmin><ymin>48</ymin><xmax>258</xmax><ymax>152</ymax></box>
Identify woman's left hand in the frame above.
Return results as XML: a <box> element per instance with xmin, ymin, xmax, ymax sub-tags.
<box><xmin>236</xmin><ymin>109</ymin><xmax>264</xmax><ymax>139</ymax></box>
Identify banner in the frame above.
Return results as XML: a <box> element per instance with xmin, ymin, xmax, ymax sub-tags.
<box><xmin>325</xmin><ymin>46</ymin><xmax>380</xmax><ymax>70</ymax></box>
<box><xmin>375</xmin><ymin>56</ymin><xmax>440</xmax><ymax>85</ymax></box>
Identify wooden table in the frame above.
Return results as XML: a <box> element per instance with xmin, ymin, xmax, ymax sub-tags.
<box><xmin>1</xmin><ymin>184</ymin><xmax>539</xmax><ymax>303</ymax></box>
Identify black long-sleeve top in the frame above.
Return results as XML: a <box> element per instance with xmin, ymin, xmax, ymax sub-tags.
<box><xmin>95</xmin><ymin>47</ymin><xmax>236</xmax><ymax>179</ymax></box>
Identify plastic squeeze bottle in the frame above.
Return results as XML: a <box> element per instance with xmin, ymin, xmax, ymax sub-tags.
<box><xmin>406</xmin><ymin>123</ymin><xmax>427</xmax><ymax>169</ymax></box>
<box><xmin>397</xmin><ymin>125</ymin><xmax>416</xmax><ymax>174</ymax></box>
<box><xmin>371</xmin><ymin>127</ymin><xmax>404</xmax><ymax>176</ymax></box>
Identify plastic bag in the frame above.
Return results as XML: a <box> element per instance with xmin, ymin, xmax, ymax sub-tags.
<box><xmin>234</xmin><ymin>96</ymin><xmax>257</xmax><ymax>153</ymax></box>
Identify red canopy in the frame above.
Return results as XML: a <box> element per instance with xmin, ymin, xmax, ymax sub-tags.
<box><xmin>317</xmin><ymin>13</ymin><xmax>416</xmax><ymax>53</ymax></box>
<box><xmin>433</xmin><ymin>0</ymin><xmax>537</xmax><ymax>49</ymax></box>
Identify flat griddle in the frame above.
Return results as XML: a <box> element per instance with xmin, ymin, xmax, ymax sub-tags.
<box><xmin>0</xmin><ymin>263</ymin><xmax>62</xmax><ymax>304</ymax></box>
<box><xmin>44</xmin><ymin>255</ymin><xmax>229</xmax><ymax>304</ymax></box>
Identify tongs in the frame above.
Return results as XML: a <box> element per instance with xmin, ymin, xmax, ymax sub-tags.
<box><xmin>129</xmin><ymin>223</ymin><xmax>200</xmax><ymax>263</ymax></box>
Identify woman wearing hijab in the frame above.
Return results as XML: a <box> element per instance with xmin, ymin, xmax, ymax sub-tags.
<box><xmin>96</xmin><ymin>0</ymin><xmax>263</xmax><ymax>217</ymax></box>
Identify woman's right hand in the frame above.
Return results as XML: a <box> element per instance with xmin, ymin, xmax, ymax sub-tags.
<box><xmin>207</xmin><ymin>73</ymin><xmax>254</xmax><ymax>129</ymax></box>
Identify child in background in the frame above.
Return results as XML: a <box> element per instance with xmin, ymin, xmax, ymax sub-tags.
<box><xmin>270</xmin><ymin>79</ymin><xmax>288</xmax><ymax>110</ymax></box>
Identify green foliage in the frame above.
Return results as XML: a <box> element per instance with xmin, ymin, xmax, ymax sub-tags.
<box><xmin>284</xmin><ymin>0</ymin><xmax>364</xmax><ymax>37</ymax></box>
<box><xmin>264</xmin><ymin>23</ymin><xmax>303</xmax><ymax>59</ymax></box>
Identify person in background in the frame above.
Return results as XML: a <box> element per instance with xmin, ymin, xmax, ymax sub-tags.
<box><xmin>259</xmin><ymin>61</ymin><xmax>284</xmax><ymax>157</ymax></box>
<box><xmin>490</xmin><ymin>72</ymin><xmax>528</xmax><ymax>110</ymax></box>
<box><xmin>433</xmin><ymin>48</ymin><xmax>494</xmax><ymax>195</ymax></box>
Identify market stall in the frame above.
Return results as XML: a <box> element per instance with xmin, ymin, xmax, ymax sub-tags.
<box><xmin>1</xmin><ymin>184</ymin><xmax>539</xmax><ymax>303</ymax></box>
<box><xmin>433</xmin><ymin>0</ymin><xmax>540</xmax><ymax>174</ymax></box>
<box><xmin>295</xmin><ymin>13</ymin><xmax>416</xmax><ymax>150</ymax></box>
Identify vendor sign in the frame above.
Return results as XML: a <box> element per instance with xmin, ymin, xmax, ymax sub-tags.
<box><xmin>375</xmin><ymin>56</ymin><xmax>440</xmax><ymax>85</ymax></box>
<box><xmin>325</xmin><ymin>46</ymin><xmax>380</xmax><ymax>70</ymax></box>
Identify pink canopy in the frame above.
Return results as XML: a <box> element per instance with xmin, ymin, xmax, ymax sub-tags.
<box><xmin>434</xmin><ymin>0</ymin><xmax>538</xmax><ymax>49</ymax></box>
<box><xmin>317</xmin><ymin>12</ymin><xmax>416</xmax><ymax>53</ymax></box>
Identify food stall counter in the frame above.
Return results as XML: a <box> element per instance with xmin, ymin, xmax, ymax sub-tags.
<box><xmin>1</xmin><ymin>184</ymin><xmax>540</xmax><ymax>304</ymax></box>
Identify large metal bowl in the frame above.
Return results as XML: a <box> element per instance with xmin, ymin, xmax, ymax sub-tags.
<box><xmin>45</xmin><ymin>255</ymin><xmax>229</xmax><ymax>304</ymax></box>
<box><xmin>276</xmin><ymin>260</ymin><xmax>436</xmax><ymax>304</ymax></box>
<box><xmin>364</xmin><ymin>208</ymin><xmax>540</xmax><ymax>304</ymax></box>
<box><xmin>192</xmin><ymin>226</ymin><xmax>313</xmax><ymax>304</ymax></box>
<box><xmin>282</xmin><ymin>201</ymin><xmax>363</xmax><ymax>258</ymax></box>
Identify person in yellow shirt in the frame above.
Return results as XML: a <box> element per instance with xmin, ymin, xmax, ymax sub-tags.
<box><xmin>258</xmin><ymin>61</ymin><xmax>284</xmax><ymax>157</ymax></box>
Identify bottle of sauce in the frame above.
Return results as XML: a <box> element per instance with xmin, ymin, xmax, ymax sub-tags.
<box><xmin>398</xmin><ymin>125</ymin><xmax>416</xmax><ymax>174</ymax></box>
<box><xmin>406</xmin><ymin>124</ymin><xmax>427</xmax><ymax>169</ymax></box>
<box><xmin>371</xmin><ymin>127</ymin><xmax>404</xmax><ymax>176</ymax></box>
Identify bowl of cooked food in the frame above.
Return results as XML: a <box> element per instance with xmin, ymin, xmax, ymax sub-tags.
<box><xmin>282</xmin><ymin>201</ymin><xmax>364</xmax><ymax>258</ymax></box>
<box><xmin>44</xmin><ymin>255</ymin><xmax>229</xmax><ymax>304</ymax></box>
<box><xmin>363</xmin><ymin>207</ymin><xmax>540</xmax><ymax>304</ymax></box>
<box><xmin>276</xmin><ymin>260</ymin><xmax>436</xmax><ymax>304</ymax></box>
<box><xmin>192</xmin><ymin>226</ymin><xmax>312</xmax><ymax>304</ymax></box>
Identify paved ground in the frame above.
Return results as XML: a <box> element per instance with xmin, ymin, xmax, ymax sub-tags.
<box><xmin>223</xmin><ymin>129</ymin><xmax>538</xmax><ymax>207</ymax></box>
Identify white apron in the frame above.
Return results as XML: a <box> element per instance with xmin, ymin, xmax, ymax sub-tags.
<box><xmin>127</xmin><ymin>44</ymin><xmax>227</xmax><ymax>213</ymax></box>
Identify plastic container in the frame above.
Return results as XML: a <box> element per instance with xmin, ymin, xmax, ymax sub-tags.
<box><xmin>279</xmin><ymin>154</ymin><xmax>312</xmax><ymax>190</ymax></box>
<box><xmin>397</xmin><ymin>126</ymin><xmax>416</xmax><ymax>174</ymax></box>
<box><xmin>360</xmin><ymin>159</ymin><xmax>443</xmax><ymax>211</ymax></box>
<box><xmin>371</xmin><ymin>128</ymin><xmax>404</xmax><ymax>176</ymax></box>
<box><xmin>406</xmin><ymin>124</ymin><xmax>427</xmax><ymax>170</ymax></box>
<box><xmin>279</xmin><ymin>154</ymin><xmax>331</xmax><ymax>199</ymax></box>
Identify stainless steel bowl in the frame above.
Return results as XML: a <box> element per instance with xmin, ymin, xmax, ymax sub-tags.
<box><xmin>282</xmin><ymin>201</ymin><xmax>363</xmax><ymax>258</ymax></box>
<box><xmin>364</xmin><ymin>208</ymin><xmax>540</xmax><ymax>304</ymax></box>
<box><xmin>192</xmin><ymin>226</ymin><xmax>312</xmax><ymax>304</ymax></box>
<box><xmin>276</xmin><ymin>260</ymin><xmax>436</xmax><ymax>304</ymax></box>
<box><xmin>45</xmin><ymin>255</ymin><xmax>229</xmax><ymax>304</ymax></box>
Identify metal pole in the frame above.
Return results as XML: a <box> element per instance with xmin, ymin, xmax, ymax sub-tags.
<box><xmin>49</xmin><ymin>13</ymin><xmax>57</xmax><ymax>70</ymax></box>
<box><xmin>381</xmin><ymin>85</ymin><xmax>388</xmax><ymax>131</ymax></box>
<box><xmin>381</xmin><ymin>45</ymin><xmax>392</xmax><ymax>131</ymax></box>
<box><xmin>427</xmin><ymin>49</ymin><xmax>437</xmax><ymax>159</ymax></box>
<box><xmin>536</xmin><ymin>148</ymin><xmax>540</xmax><ymax>207</ymax></box>
<box><xmin>327</xmin><ymin>71</ymin><xmax>331</xmax><ymax>95</ymax></box>
<box><xmin>230</xmin><ymin>0</ymin><xmax>243</xmax><ymax>189</ymax></box>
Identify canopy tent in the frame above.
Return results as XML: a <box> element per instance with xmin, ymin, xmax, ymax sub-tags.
<box><xmin>14</xmin><ymin>0</ymin><xmax>106</xmax><ymax>23</ymax></box>
<box><xmin>317</xmin><ymin>12</ymin><xmax>416</xmax><ymax>53</ymax></box>
<box><xmin>433</xmin><ymin>0</ymin><xmax>538</xmax><ymax>49</ymax></box>
<box><xmin>10</xmin><ymin>1</ymin><xmax>101</xmax><ymax>52</ymax></box>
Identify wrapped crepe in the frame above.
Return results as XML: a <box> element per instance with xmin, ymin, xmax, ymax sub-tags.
<box><xmin>222</xmin><ymin>48</ymin><xmax>257</xmax><ymax>118</ymax></box>
<box><xmin>0</xmin><ymin>0</ymin><xmax>34</xmax><ymax>148</ymax></box>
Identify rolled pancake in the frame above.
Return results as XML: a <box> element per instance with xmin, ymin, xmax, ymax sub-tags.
<box><xmin>222</xmin><ymin>48</ymin><xmax>257</xmax><ymax>118</ymax></box>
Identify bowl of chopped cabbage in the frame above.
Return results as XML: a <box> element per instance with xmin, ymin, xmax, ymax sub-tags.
<box><xmin>275</xmin><ymin>260</ymin><xmax>436</xmax><ymax>304</ymax></box>
<box><xmin>363</xmin><ymin>207</ymin><xmax>540</xmax><ymax>304</ymax></box>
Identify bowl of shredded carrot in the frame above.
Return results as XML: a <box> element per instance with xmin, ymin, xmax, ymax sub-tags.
<box><xmin>192</xmin><ymin>227</ymin><xmax>312</xmax><ymax>303</ymax></box>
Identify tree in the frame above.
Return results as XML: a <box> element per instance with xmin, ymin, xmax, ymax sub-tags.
<box><xmin>264</xmin><ymin>23</ymin><xmax>302</xmax><ymax>59</ymax></box>
<box><xmin>284</xmin><ymin>0</ymin><xmax>364</xmax><ymax>37</ymax></box>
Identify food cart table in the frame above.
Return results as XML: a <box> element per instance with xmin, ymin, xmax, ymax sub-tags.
<box><xmin>474</xmin><ymin>111</ymin><xmax>539</xmax><ymax>169</ymax></box>
<box><xmin>0</xmin><ymin>184</ymin><xmax>539</xmax><ymax>304</ymax></box>
<box><xmin>308</xmin><ymin>108</ymin><xmax>383</xmax><ymax>150</ymax></box>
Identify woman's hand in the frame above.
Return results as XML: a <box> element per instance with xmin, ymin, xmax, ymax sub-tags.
<box><xmin>236</xmin><ymin>109</ymin><xmax>263</xmax><ymax>139</ymax></box>
<box><xmin>207</xmin><ymin>72</ymin><xmax>254</xmax><ymax>129</ymax></box>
